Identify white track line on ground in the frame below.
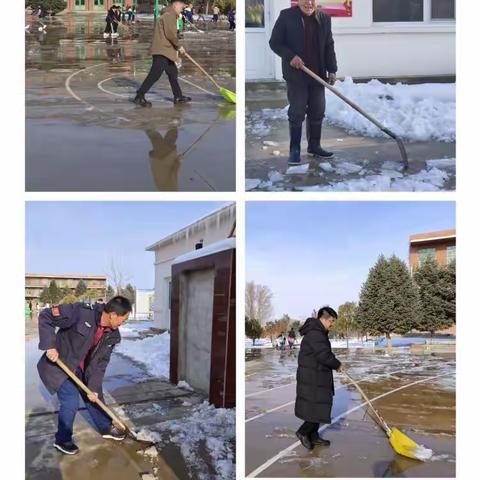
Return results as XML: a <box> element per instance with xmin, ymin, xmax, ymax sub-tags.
<box><xmin>97</xmin><ymin>77</ymin><xmax>130</xmax><ymax>98</ymax></box>
<box><xmin>65</xmin><ymin>62</ymin><xmax>109</xmax><ymax>106</ymax></box>
<box><xmin>245</xmin><ymin>367</ymin><xmax>412</xmax><ymax>423</ymax></box>
<box><xmin>247</xmin><ymin>372</ymin><xmax>452</xmax><ymax>477</ymax></box>
<box><xmin>245</xmin><ymin>365</ymin><xmax>414</xmax><ymax>399</ymax></box>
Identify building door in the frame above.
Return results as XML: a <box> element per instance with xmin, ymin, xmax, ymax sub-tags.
<box><xmin>179</xmin><ymin>269</ymin><xmax>214</xmax><ymax>394</ymax></box>
<box><xmin>74</xmin><ymin>0</ymin><xmax>87</xmax><ymax>11</ymax></box>
<box><xmin>93</xmin><ymin>0</ymin><xmax>105</xmax><ymax>10</ymax></box>
<box><xmin>246</xmin><ymin>0</ymin><xmax>275</xmax><ymax>79</ymax></box>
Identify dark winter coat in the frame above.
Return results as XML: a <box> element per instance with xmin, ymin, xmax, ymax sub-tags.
<box><xmin>269</xmin><ymin>7</ymin><xmax>337</xmax><ymax>83</ymax></box>
<box><xmin>295</xmin><ymin>318</ymin><xmax>341</xmax><ymax>423</ymax></box>
<box><xmin>37</xmin><ymin>303</ymin><xmax>121</xmax><ymax>395</ymax></box>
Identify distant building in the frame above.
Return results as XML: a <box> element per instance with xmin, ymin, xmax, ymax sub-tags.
<box><xmin>25</xmin><ymin>273</ymin><xmax>107</xmax><ymax>304</ymax></box>
<box><xmin>409</xmin><ymin>229</ymin><xmax>456</xmax><ymax>270</ymax></box>
<box><xmin>246</xmin><ymin>0</ymin><xmax>455</xmax><ymax>81</ymax></box>
<box><xmin>134</xmin><ymin>289</ymin><xmax>154</xmax><ymax>320</ymax></box>
<box><xmin>146</xmin><ymin>204</ymin><xmax>236</xmax><ymax>329</ymax></box>
<box><xmin>63</xmin><ymin>1</ymin><xmax>162</xmax><ymax>13</ymax></box>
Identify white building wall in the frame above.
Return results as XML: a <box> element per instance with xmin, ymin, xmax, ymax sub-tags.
<box><xmin>135</xmin><ymin>289</ymin><xmax>154</xmax><ymax>319</ymax></box>
<box><xmin>246</xmin><ymin>0</ymin><xmax>455</xmax><ymax>81</ymax></box>
<box><xmin>148</xmin><ymin>204</ymin><xmax>235</xmax><ymax>330</ymax></box>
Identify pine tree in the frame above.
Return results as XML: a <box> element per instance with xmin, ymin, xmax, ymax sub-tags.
<box><xmin>48</xmin><ymin>280</ymin><xmax>63</xmax><ymax>305</ymax></box>
<box><xmin>245</xmin><ymin>318</ymin><xmax>263</xmax><ymax>346</ymax></box>
<box><xmin>75</xmin><ymin>279</ymin><xmax>88</xmax><ymax>297</ymax></box>
<box><xmin>122</xmin><ymin>284</ymin><xmax>136</xmax><ymax>305</ymax></box>
<box><xmin>414</xmin><ymin>257</ymin><xmax>455</xmax><ymax>337</ymax></box>
<box><xmin>355</xmin><ymin>255</ymin><xmax>420</xmax><ymax>348</ymax></box>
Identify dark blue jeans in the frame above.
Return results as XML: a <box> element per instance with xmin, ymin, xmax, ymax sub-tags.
<box><xmin>55</xmin><ymin>368</ymin><xmax>112</xmax><ymax>443</ymax></box>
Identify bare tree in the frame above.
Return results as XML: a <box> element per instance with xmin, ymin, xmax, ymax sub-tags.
<box><xmin>106</xmin><ymin>258</ymin><xmax>131</xmax><ymax>295</ymax></box>
<box><xmin>245</xmin><ymin>281</ymin><xmax>274</xmax><ymax>325</ymax></box>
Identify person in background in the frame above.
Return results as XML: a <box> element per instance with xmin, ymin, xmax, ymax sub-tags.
<box><xmin>288</xmin><ymin>328</ymin><xmax>296</xmax><ymax>349</ymax></box>
<box><xmin>228</xmin><ymin>9</ymin><xmax>235</xmax><ymax>31</ymax></box>
<box><xmin>104</xmin><ymin>6</ymin><xmax>116</xmax><ymax>38</ymax></box>
<box><xmin>295</xmin><ymin>307</ymin><xmax>343</xmax><ymax>450</ymax></box>
<box><xmin>212</xmin><ymin>5</ymin><xmax>220</xmax><ymax>23</ymax></box>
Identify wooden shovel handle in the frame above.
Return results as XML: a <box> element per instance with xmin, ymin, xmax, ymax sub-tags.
<box><xmin>56</xmin><ymin>358</ymin><xmax>127</xmax><ymax>431</ymax></box>
<box><xmin>184</xmin><ymin>51</ymin><xmax>222</xmax><ymax>90</ymax></box>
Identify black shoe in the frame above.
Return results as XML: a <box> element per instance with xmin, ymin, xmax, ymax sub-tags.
<box><xmin>310</xmin><ymin>431</ymin><xmax>331</xmax><ymax>446</ymax></box>
<box><xmin>133</xmin><ymin>93</ymin><xmax>152</xmax><ymax>108</ymax></box>
<box><xmin>54</xmin><ymin>441</ymin><xmax>79</xmax><ymax>455</ymax></box>
<box><xmin>101</xmin><ymin>425</ymin><xmax>127</xmax><ymax>441</ymax></box>
<box><xmin>174</xmin><ymin>96</ymin><xmax>192</xmax><ymax>104</ymax></box>
<box><xmin>306</xmin><ymin>120</ymin><xmax>333</xmax><ymax>158</ymax></box>
<box><xmin>296</xmin><ymin>430</ymin><xmax>314</xmax><ymax>450</ymax></box>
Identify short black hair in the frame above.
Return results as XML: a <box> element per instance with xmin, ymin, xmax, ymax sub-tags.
<box><xmin>104</xmin><ymin>296</ymin><xmax>132</xmax><ymax>315</ymax></box>
<box><xmin>317</xmin><ymin>306</ymin><xmax>338</xmax><ymax>320</ymax></box>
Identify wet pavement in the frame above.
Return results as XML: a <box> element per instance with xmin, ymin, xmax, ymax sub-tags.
<box><xmin>26</xmin><ymin>318</ymin><xmax>232</xmax><ymax>479</ymax></box>
<box><xmin>245</xmin><ymin>347</ymin><xmax>455</xmax><ymax>477</ymax></box>
<box><xmin>245</xmin><ymin>85</ymin><xmax>456</xmax><ymax>192</ymax></box>
<box><xmin>25</xmin><ymin>13</ymin><xmax>235</xmax><ymax>192</ymax></box>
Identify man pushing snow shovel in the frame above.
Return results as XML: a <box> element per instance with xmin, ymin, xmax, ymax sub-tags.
<box><xmin>269</xmin><ymin>0</ymin><xmax>338</xmax><ymax>165</ymax></box>
<box><xmin>295</xmin><ymin>306</ymin><xmax>343</xmax><ymax>450</ymax></box>
<box><xmin>37</xmin><ymin>296</ymin><xmax>132</xmax><ymax>455</ymax></box>
<box><xmin>134</xmin><ymin>0</ymin><xmax>191</xmax><ymax>107</ymax></box>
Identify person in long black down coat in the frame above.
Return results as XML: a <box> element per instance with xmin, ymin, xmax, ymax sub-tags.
<box><xmin>295</xmin><ymin>306</ymin><xmax>342</xmax><ymax>450</ymax></box>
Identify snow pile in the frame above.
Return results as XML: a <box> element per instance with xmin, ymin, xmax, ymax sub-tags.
<box><xmin>115</xmin><ymin>332</ymin><xmax>170</xmax><ymax>379</ymax></box>
<box><xmin>146</xmin><ymin>402</ymin><xmax>235</xmax><ymax>480</ymax></box>
<box><xmin>412</xmin><ymin>444</ymin><xmax>434</xmax><ymax>461</ymax></box>
<box><xmin>330</xmin><ymin>338</ymin><xmax>375</xmax><ymax>349</ymax></box>
<box><xmin>325</xmin><ymin>78</ymin><xmax>455</xmax><ymax>142</ymax></box>
<box><xmin>120</xmin><ymin>320</ymin><xmax>156</xmax><ymax>338</ymax></box>
<box><xmin>246</xmin><ymin>80</ymin><xmax>455</xmax><ymax>142</ymax></box>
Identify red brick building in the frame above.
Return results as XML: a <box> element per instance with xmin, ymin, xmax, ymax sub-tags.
<box><xmin>409</xmin><ymin>229</ymin><xmax>456</xmax><ymax>270</ymax></box>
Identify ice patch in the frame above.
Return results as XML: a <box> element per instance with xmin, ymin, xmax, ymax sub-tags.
<box><xmin>319</xmin><ymin>162</ymin><xmax>335</xmax><ymax>172</ymax></box>
<box><xmin>246</xmin><ymin>178</ymin><xmax>261</xmax><ymax>191</ymax></box>
<box><xmin>412</xmin><ymin>444</ymin><xmax>434</xmax><ymax>461</ymax></box>
<box><xmin>177</xmin><ymin>380</ymin><xmax>194</xmax><ymax>391</ymax></box>
<box><xmin>286</xmin><ymin>164</ymin><xmax>309</xmax><ymax>174</ymax></box>
<box><xmin>426</xmin><ymin>158</ymin><xmax>456</xmax><ymax>168</ymax></box>
<box><xmin>268</xmin><ymin>170</ymin><xmax>284</xmax><ymax>182</ymax></box>
<box><xmin>263</xmin><ymin>140</ymin><xmax>279</xmax><ymax>147</ymax></box>
<box><xmin>142</xmin><ymin>446</ymin><xmax>159</xmax><ymax>459</ymax></box>
<box><xmin>334</xmin><ymin>162</ymin><xmax>363</xmax><ymax>175</ymax></box>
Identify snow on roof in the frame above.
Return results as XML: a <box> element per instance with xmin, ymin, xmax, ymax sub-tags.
<box><xmin>172</xmin><ymin>238</ymin><xmax>235</xmax><ymax>266</ymax></box>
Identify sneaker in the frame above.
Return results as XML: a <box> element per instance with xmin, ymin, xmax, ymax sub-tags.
<box><xmin>133</xmin><ymin>93</ymin><xmax>152</xmax><ymax>108</ymax></box>
<box><xmin>54</xmin><ymin>441</ymin><xmax>79</xmax><ymax>455</ymax></box>
<box><xmin>174</xmin><ymin>95</ymin><xmax>192</xmax><ymax>105</ymax></box>
<box><xmin>101</xmin><ymin>425</ymin><xmax>126</xmax><ymax>441</ymax></box>
<box><xmin>103</xmin><ymin>32</ymin><xmax>110</xmax><ymax>38</ymax></box>
<box><xmin>295</xmin><ymin>430</ymin><xmax>313</xmax><ymax>450</ymax></box>
<box><xmin>111</xmin><ymin>32</ymin><xmax>119</xmax><ymax>38</ymax></box>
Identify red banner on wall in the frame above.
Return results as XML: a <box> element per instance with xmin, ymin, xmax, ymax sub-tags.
<box><xmin>291</xmin><ymin>1</ymin><xmax>353</xmax><ymax>17</ymax></box>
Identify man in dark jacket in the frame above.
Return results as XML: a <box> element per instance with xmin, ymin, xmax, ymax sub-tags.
<box><xmin>295</xmin><ymin>306</ymin><xmax>342</xmax><ymax>450</ymax></box>
<box><xmin>269</xmin><ymin>0</ymin><xmax>338</xmax><ymax>165</ymax></box>
<box><xmin>37</xmin><ymin>296</ymin><xmax>132</xmax><ymax>455</ymax></box>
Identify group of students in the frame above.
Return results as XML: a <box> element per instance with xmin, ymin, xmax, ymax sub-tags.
<box><xmin>104</xmin><ymin>4</ymin><xmax>136</xmax><ymax>38</ymax></box>
<box><xmin>276</xmin><ymin>329</ymin><xmax>297</xmax><ymax>351</ymax></box>
<box><xmin>179</xmin><ymin>4</ymin><xmax>236</xmax><ymax>32</ymax></box>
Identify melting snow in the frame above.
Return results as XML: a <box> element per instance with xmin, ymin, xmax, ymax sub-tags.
<box><xmin>413</xmin><ymin>444</ymin><xmax>434</xmax><ymax>461</ymax></box>
<box><xmin>286</xmin><ymin>164</ymin><xmax>309</xmax><ymax>174</ymax></box>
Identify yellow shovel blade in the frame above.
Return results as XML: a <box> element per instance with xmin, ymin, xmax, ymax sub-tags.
<box><xmin>219</xmin><ymin>87</ymin><xmax>236</xmax><ymax>104</ymax></box>
<box><xmin>388</xmin><ymin>427</ymin><xmax>431</xmax><ymax>461</ymax></box>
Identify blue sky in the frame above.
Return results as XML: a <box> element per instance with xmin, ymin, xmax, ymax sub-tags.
<box><xmin>26</xmin><ymin>202</ymin><xmax>228</xmax><ymax>289</ymax></box>
<box><xmin>247</xmin><ymin>201</ymin><xmax>455</xmax><ymax>320</ymax></box>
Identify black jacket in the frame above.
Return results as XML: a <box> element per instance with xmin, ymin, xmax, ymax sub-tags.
<box><xmin>37</xmin><ymin>303</ymin><xmax>121</xmax><ymax>395</ymax></box>
<box><xmin>269</xmin><ymin>7</ymin><xmax>337</xmax><ymax>82</ymax></box>
<box><xmin>295</xmin><ymin>318</ymin><xmax>341</xmax><ymax>423</ymax></box>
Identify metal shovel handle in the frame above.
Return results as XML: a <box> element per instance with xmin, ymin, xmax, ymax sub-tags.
<box><xmin>56</xmin><ymin>358</ymin><xmax>127</xmax><ymax>431</ymax></box>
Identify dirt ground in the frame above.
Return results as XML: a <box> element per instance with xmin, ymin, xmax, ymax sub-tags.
<box><xmin>245</xmin><ymin>347</ymin><xmax>455</xmax><ymax>478</ymax></box>
<box><xmin>25</xmin><ymin>13</ymin><xmax>235</xmax><ymax>192</ymax></box>
<box><xmin>245</xmin><ymin>84</ymin><xmax>456</xmax><ymax>192</ymax></box>
<box><xmin>25</xmin><ymin>319</ymin><xmax>233</xmax><ymax>480</ymax></box>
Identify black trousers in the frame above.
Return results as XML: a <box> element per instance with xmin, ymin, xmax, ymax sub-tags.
<box><xmin>138</xmin><ymin>55</ymin><xmax>183</xmax><ymax>98</ymax></box>
<box><xmin>287</xmin><ymin>77</ymin><xmax>326</xmax><ymax>127</ymax></box>
<box><xmin>104</xmin><ymin>21</ymin><xmax>112</xmax><ymax>34</ymax></box>
<box><xmin>298</xmin><ymin>421</ymin><xmax>320</xmax><ymax>436</ymax></box>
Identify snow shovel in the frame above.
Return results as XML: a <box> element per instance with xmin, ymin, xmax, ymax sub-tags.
<box><xmin>184</xmin><ymin>52</ymin><xmax>236</xmax><ymax>104</ymax></box>
<box><xmin>184</xmin><ymin>16</ymin><xmax>205</xmax><ymax>33</ymax></box>
<box><xmin>344</xmin><ymin>371</ymin><xmax>429</xmax><ymax>461</ymax></box>
<box><xmin>56</xmin><ymin>358</ymin><xmax>154</xmax><ymax>448</ymax></box>
<box><xmin>301</xmin><ymin>66</ymin><xmax>409</xmax><ymax>170</ymax></box>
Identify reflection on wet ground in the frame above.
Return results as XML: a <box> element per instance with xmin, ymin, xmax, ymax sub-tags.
<box><xmin>25</xmin><ymin>14</ymin><xmax>235</xmax><ymax>191</ymax></box>
<box><xmin>245</xmin><ymin>347</ymin><xmax>455</xmax><ymax>477</ymax></box>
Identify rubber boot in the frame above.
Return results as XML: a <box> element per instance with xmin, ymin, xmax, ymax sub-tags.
<box><xmin>288</xmin><ymin>123</ymin><xmax>302</xmax><ymax>165</ymax></box>
<box><xmin>310</xmin><ymin>431</ymin><xmax>331</xmax><ymax>446</ymax></box>
<box><xmin>307</xmin><ymin>121</ymin><xmax>333</xmax><ymax>158</ymax></box>
<box><xmin>133</xmin><ymin>93</ymin><xmax>152</xmax><ymax>108</ymax></box>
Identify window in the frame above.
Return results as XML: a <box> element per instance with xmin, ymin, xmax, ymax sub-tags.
<box><xmin>447</xmin><ymin>245</ymin><xmax>456</xmax><ymax>263</ymax></box>
<box><xmin>246</xmin><ymin>0</ymin><xmax>265</xmax><ymax>28</ymax></box>
<box><xmin>373</xmin><ymin>0</ymin><xmax>424</xmax><ymax>22</ymax></box>
<box><xmin>94</xmin><ymin>0</ymin><xmax>105</xmax><ymax>6</ymax></box>
<box><xmin>417</xmin><ymin>247</ymin><xmax>437</xmax><ymax>266</ymax></box>
<box><xmin>432</xmin><ymin>0</ymin><xmax>455</xmax><ymax>19</ymax></box>
<box><xmin>75</xmin><ymin>0</ymin><xmax>86</xmax><ymax>6</ymax></box>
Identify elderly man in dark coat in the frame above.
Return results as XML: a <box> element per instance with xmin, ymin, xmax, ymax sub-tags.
<box><xmin>269</xmin><ymin>0</ymin><xmax>338</xmax><ymax>165</ymax></box>
<box><xmin>295</xmin><ymin>306</ymin><xmax>342</xmax><ymax>450</ymax></box>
